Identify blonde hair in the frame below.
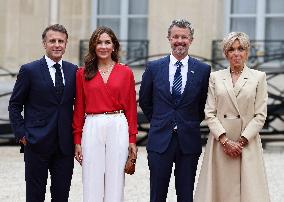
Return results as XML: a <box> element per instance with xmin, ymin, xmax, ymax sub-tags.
<box><xmin>222</xmin><ymin>32</ymin><xmax>250</xmax><ymax>56</ymax></box>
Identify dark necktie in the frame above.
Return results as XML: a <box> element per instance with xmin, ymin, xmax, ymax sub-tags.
<box><xmin>172</xmin><ymin>61</ymin><xmax>182</xmax><ymax>103</ymax></box>
<box><xmin>53</xmin><ymin>63</ymin><xmax>64</xmax><ymax>99</ymax></box>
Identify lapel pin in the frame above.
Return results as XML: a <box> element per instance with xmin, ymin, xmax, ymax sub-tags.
<box><xmin>190</xmin><ymin>70</ymin><xmax>194</xmax><ymax>74</ymax></box>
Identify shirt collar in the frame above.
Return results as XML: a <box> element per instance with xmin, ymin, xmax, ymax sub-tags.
<box><xmin>44</xmin><ymin>55</ymin><xmax>63</xmax><ymax>69</ymax></box>
<box><xmin>170</xmin><ymin>54</ymin><xmax>189</xmax><ymax>67</ymax></box>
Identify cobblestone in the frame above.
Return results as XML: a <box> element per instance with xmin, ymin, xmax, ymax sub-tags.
<box><xmin>0</xmin><ymin>146</ymin><xmax>283</xmax><ymax>202</ymax></box>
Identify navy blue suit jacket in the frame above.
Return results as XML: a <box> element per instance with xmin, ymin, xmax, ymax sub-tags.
<box><xmin>139</xmin><ymin>55</ymin><xmax>210</xmax><ymax>154</ymax></box>
<box><xmin>9</xmin><ymin>57</ymin><xmax>77</xmax><ymax>155</ymax></box>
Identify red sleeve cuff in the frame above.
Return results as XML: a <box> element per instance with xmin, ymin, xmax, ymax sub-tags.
<box><xmin>74</xmin><ymin>134</ymin><xmax>82</xmax><ymax>145</ymax></box>
<box><xmin>129</xmin><ymin>133</ymin><xmax>137</xmax><ymax>143</ymax></box>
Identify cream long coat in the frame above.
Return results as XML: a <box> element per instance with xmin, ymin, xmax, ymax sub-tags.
<box><xmin>194</xmin><ymin>65</ymin><xmax>270</xmax><ymax>202</ymax></box>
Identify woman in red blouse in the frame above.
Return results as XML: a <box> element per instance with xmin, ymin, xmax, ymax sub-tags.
<box><xmin>72</xmin><ymin>26</ymin><xmax>138</xmax><ymax>201</ymax></box>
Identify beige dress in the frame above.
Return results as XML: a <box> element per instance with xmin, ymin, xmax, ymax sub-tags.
<box><xmin>194</xmin><ymin>66</ymin><xmax>270</xmax><ymax>202</ymax></box>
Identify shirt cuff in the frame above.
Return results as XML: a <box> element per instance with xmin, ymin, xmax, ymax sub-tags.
<box><xmin>129</xmin><ymin>133</ymin><xmax>136</xmax><ymax>143</ymax></box>
<box><xmin>74</xmin><ymin>133</ymin><xmax>82</xmax><ymax>145</ymax></box>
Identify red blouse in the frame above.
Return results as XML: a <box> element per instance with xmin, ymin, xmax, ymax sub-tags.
<box><xmin>72</xmin><ymin>63</ymin><xmax>138</xmax><ymax>144</ymax></box>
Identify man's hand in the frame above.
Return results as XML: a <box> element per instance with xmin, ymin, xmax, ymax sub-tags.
<box><xmin>74</xmin><ymin>144</ymin><xmax>83</xmax><ymax>165</ymax></box>
<box><xmin>19</xmin><ymin>136</ymin><xmax>27</xmax><ymax>146</ymax></box>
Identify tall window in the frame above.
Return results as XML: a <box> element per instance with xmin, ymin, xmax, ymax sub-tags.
<box><xmin>265</xmin><ymin>0</ymin><xmax>284</xmax><ymax>40</ymax></box>
<box><xmin>93</xmin><ymin>0</ymin><xmax>148</xmax><ymax>40</ymax></box>
<box><xmin>91</xmin><ymin>0</ymin><xmax>148</xmax><ymax>62</ymax></box>
<box><xmin>225</xmin><ymin>0</ymin><xmax>284</xmax><ymax>40</ymax></box>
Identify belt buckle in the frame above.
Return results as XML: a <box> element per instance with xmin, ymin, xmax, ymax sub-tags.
<box><xmin>104</xmin><ymin>110</ymin><xmax>123</xmax><ymax>115</ymax></box>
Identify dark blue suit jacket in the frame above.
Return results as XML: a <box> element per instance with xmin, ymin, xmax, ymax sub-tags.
<box><xmin>139</xmin><ymin>55</ymin><xmax>210</xmax><ymax>154</ymax></box>
<box><xmin>9</xmin><ymin>57</ymin><xmax>77</xmax><ymax>155</ymax></box>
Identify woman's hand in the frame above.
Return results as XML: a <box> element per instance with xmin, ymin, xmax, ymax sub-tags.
<box><xmin>124</xmin><ymin>143</ymin><xmax>138</xmax><ymax>175</ymax></box>
<box><xmin>219</xmin><ymin>134</ymin><xmax>243</xmax><ymax>158</ymax></box>
<box><xmin>238</xmin><ymin>136</ymin><xmax>249</xmax><ymax>147</ymax></box>
<box><xmin>223</xmin><ymin>140</ymin><xmax>243</xmax><ymax>158</ymax></box>
<box><xmin>128</xmin><ymin>143</ymin><xmax>138</xmax><ymax>159</ymax></box>
<box><xmin>74</xmin><ymin>144</ymin><xmax>83</xmax><ymax>165</ymax></box>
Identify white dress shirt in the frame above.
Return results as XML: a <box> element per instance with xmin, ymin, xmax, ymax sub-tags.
<box><xmin>169</xmin><ymin>54</ymin><xmax>189</xmax><ymax>94</ymax></box>
<box><xmin>44</xmin><ymin>55</ymin><xmax>65</xmax><ymax>86</ymax></box>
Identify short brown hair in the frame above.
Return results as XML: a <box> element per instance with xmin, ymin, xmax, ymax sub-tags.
<box><xmin>42</xmin><ymin>24</ymin><xmax>68</xmax><ymax>40</ymax></box>
<box><xmin>167</xmin><ymin>19</ymin><xmax>194</xmax><ymax>40</ymax></box>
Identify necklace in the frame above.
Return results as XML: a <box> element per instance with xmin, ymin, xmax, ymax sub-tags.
<box><xmin>230</xmin><ymin>68</ymin><xmax>243</xmax><ymax>74</ymax></box>
<box><xmin>99</xmin><ymin>63</ymin><xmax>114</xmax><ymax>76</ymax></box>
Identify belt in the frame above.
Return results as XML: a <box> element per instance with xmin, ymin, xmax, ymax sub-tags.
<box><xmin>87</xmin><ymin>110</ymin><xmax>124</xmax><ymax>116</ymax></box>
<box><xmin>103</xmin><ymin>110</ymin><xmax>124</xmax><ymax>115</ymax></box>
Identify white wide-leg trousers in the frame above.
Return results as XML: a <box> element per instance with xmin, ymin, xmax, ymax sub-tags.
<box><xmin>82</xmin><ymin>113</ymin><xmax>129</xmax><ymax>202</ymax></box>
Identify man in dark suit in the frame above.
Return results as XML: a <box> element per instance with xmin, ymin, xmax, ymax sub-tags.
<box><xmin>139</xmin><ymin>19</ymin><xmax>211</xmax><ymax>202</ymax></box>
<box><xmin>8</xmin><ymin>24</ymin><xmax>77</xmax><ymax>202</ymax></box>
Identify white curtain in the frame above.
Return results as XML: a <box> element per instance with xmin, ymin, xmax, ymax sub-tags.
<box><xmin>266</xmin><ymin>18</ymin><xmax>284</xmax><ymax>40</ymax></box>
<box><xmin>129</xmin><ymin>0</ymin><xmax>148</xmax><ymax>14</ymax></box>
<box><xmin>230</xmin><ymin>18</ymin><xmax>256</xmax><ymax>39</ymax></box>
<box><xmin>231</xmin><ymin>0</ymin><xmax>256</xmax><ymax>14</ymax></box>
<box><xmin>98</xmin><ymin>0</ymin><xmax>120</xmax><ymax>14</ymax></box>
<box><xmin>265</xmin><ymin>0</ymin><xmax>284</xmax><ymax>40</ymax></box>
<box><xmin>266</xmin><ymin>0</ymin><xmax>284</xmax><ymax>13</ymax></box>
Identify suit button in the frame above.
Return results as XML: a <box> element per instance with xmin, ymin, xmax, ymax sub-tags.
<box><xmin>237</xmin><ymin>115</ymin><xmax>240</xmax><ymax>118</ymax></box>
<box><xmin>224</xmin><ymin>114</ymin><xmax>227</xmax><ymax>118</ymax></box>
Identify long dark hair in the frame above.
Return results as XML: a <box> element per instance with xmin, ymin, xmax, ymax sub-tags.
<box><xmin>84</xmin><ymin>26</ymin><xmax>120</xmax><ymax>80</ymax></box>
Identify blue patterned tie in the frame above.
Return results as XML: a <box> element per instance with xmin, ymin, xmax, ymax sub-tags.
<box><xmin>172</xmin><ymin>61</ymin><xmax>182</xmax><ymax>103</ymax></box>
<box><xmin>54</xmin><ymin>63</ymin><xmax>64</xmax><ymax>99</ymax></box>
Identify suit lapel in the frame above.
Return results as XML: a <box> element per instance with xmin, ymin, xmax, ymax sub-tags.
<box><xmin>179</xmin><ymin>56</ymin><xmax>196</xmax><ymax>104</ymax></box>
<box><xmin>160</xmin><ymin>56</ymin><xmax>173</xmax><ymax>102</ymax></box>
<box><xmin>61</xmin><ymin>61</ymin><xmax>70</xmax><ymax>103</ymax></box>
<box><xmin>222</xmin><ymin>68</ymin><xmax>240</xmax><ymax>113</ymax></box>
<box><xmin>39</xmin><ymin>57</ymin><xmax>58</xmax><ymax>101</ymax></box>
<box><xmin>233</xmin><ymin>65</ymin><xmax>249</xmax><ymax>97</ymax></box>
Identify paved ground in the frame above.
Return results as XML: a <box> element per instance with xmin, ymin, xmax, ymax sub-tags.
<box><xmin>0</xmin><ymin>145</ymin><xmax>283</xmax><ymax>202</ymax></box>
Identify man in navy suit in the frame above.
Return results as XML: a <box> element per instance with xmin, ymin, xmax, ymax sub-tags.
<box><xmin>139</xmin><ymin>19</ymin><xmax>211</xmax><ymax>202</ymax></box>
<box><xmin>8</xmin><ymin>24</ymin><xmax>77</xmax><ymax>202</ymax></box>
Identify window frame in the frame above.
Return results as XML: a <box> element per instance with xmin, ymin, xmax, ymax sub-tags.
<box><xmin>224</xmin><ymin>0</ymin><xmax>284</xmax><ymax>40</ymax></box>
<box><xmin>91</xmin><ymin>0</ymin><xmax>148</xmax><ymax>40</ymax></box>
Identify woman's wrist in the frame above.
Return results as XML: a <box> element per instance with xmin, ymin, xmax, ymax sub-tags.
<box><xmin>239</xmin><ymin>136</ymin><xmax>248</xmax><ymax>147</ymax></box>
<box><xmin>219</xmin><ymin>134</ymin><xmax>228</xmax><ymax>146</ymax></box>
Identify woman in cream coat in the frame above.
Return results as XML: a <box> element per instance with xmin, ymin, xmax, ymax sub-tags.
<box><xmin>194</xmin><ymin>32</ymin><xmax>270</xmax><ymax>202</ymax></box>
